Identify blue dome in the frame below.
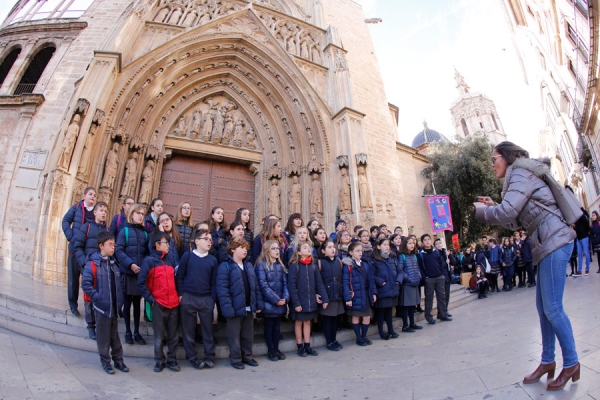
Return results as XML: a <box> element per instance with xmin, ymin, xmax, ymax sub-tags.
<box><xmin>412</xmin><ymin>126</ymin><xmax>449</xmax><ymax>148</ymax></box>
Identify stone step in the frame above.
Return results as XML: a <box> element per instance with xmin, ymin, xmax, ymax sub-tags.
<box><xmin>0</xmin><ymin>284</ymin><xmax>475</xmax><ymax>359</ymax></box>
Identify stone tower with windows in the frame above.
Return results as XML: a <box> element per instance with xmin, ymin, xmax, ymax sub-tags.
<box><xmin>450</xmin><ymin>69</ymin><xmax>507</xmax><ymax>144</ymax></box>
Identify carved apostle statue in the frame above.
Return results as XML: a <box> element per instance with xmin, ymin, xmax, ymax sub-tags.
<box><xmin>100</xmin><ymin>142</ymin><xmax>119</xmax><ymax>190</ymax></box>
<box><xmin>339</xmin><ymin>167</ymin><xmax>351</xmax><ymax>212</ymax></box>
<box><xmin>57</xmin><ymin>114</ymin><xmax>81</xmax><ymax>170</ymax></box>
<box><xmin>268</xmin><ymin>178</ymin><xmax>281</xmax><ymax>218</ymax></box>
<box><xmin>288</xmin><ymin>175</ymin><xmax>302</xmax><ymax>214</ymax></box>
<box><xmin>357</xmin><ymin>165</ymin><xmax>373</xmax><ymax>209</ymax></box>
<box><xmin>138</xmin><ymin>160</ymin><xmax>155</xmax><ymax>205</ymax></box>
<box><xmin>120</xmin><ymin>152</ymin><xmax>138</xmax><ymax>198</ymax></box>
<box><xmin>309</xmin><ymin>173</ymin><xmax>323</xmax><ymax>215</ymax></box>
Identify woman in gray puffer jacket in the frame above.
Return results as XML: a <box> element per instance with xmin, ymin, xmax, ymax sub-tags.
<box><xmin>475</xmin><ymin>141</ymin><xmax>579</xmax><ymax>391</ymax></box>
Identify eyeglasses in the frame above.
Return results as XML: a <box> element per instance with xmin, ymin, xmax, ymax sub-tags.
<box><xmin>360</xmin><ymin>235</ymin><xmax>369</xmax><ymax>238</ymax></box>
<box><xmin>182</xmin><ymin>206</ymin><xmax>191</xmax><ymax>210</ymax></box>
<box><xmin>341</xmin><ymin>234</ymin><xmax>350</xmax><ymax>237</ymax></box>
<box><xmin>270</xmin><ymin>247</ymin><xmax>280</xmax><ymax>251</ymax></box>
<box><xmin>125</xmin><ymin>202</ymin><xmax>134</xmax><ymax>206</ymax></box>
<box><xmin>492</xmin><ymin>155</ymin><xmax>503</xmax><ymax>165</ymax></box>
<box><xmin>134</xmin><ymin>211</ymin><xmax>144</xmax><ymax>215</ymax></box>
<box><xmin>159</xmin><ymin>219</ymin><xmax>170</xmax><ymax>224</ymax></box>
<box><xmin>157</xmin><ymin>241</ymin><xmax>169</xmax><ymax>245</ymax></box>
<box><xmin>198</xmin><ymin>237</ymin><xmax>213</xmax><ymax>242</ymax></box>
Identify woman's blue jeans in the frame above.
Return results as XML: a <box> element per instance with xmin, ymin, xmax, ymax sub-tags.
<box><xmin>576</xmin><ymin>237</ymin><xmax>590</xmax><ymax>273</ymax></box>
<box><xmin>536</xmin><ymin>241</ymin><xmax>578</xmax><ymax>368</ymax></box>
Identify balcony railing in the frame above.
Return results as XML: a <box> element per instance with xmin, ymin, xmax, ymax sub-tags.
<box><xmin>13</xmin><ymin>83</ymin><xmax>37</xmax><ymax>95</ymax></box>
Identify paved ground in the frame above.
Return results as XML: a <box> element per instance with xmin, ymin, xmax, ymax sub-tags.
<box><xmin>1</xmin><ymin>272</ymin><xmax>600</xmax><ymax>400</ymax></box>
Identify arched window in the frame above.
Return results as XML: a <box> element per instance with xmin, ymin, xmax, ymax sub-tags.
<box><xmin>13</xmin><ymin>46</ymin><xmax>55</xmax><ymax>95</ymax></box>
<box><xmin>0</xmin><ymin>47</ymin><xmax>21</xmax><ymax>87</ymax></box>
<box><xmin>491</xmin><ymin>114</ymin><xmax>499</xmax><ymax>130</ymax></box>
<box><xmin>461</xmin><ymin>118</ymin><xmax>469</xmax><ymax>136</ymax></box>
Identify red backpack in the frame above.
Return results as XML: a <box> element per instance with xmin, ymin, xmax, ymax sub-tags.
<box><xmin>83</xmin><ymin>260</ymin><xmax>97</xmax><ymax>303</ymax></box>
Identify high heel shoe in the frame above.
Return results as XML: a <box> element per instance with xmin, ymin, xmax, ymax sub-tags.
<box><xmin>523</xmin><ymin>361</ymin><xmax>556</xmax><ymax>384</ymax></box>
<box><xmin>547</xmin><ymin>362</ymin><xmax>580</xmax><ymax>391</ymax></box>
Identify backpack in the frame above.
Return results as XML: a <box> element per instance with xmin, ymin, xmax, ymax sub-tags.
<box><xmin>83</xmin><ymin>260</ymin><xmax>97</xmax><ymax>303</ymax></box>
<box><xmin>124</xmin><ymin>226</ymin><xmax>148</xmax><ymax>244</ymax></box>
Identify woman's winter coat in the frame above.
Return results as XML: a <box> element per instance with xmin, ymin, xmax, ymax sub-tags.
<box><xmin>475</xmin><ymin>158</ymin><xmax>576</xmax><ymax>264</ymax></box>
<box><xmin>318</xmin><ymin>256</ymin><xmax>344</xmax><ymax>302</ymax></box>
<box><xmin>115</xmin><ymin>223</ymin><xmax>149</xmax><ymax>276</ymax></box>
<box><xmin>255</xmin><ymin>260</ymin><xmax>289</xmax><ymax>316</ymax></box>
<box><xmin>372</xmin><ymin>256</ymin><xmax>400</xmax><ymax>299</ymax></box>
<box><xmin>399</xmin><ymin>253</ymin><xmax>422</xmax><ymax>287</ymax></box>
<box><xmin>342</xmin><ymin>258</ymin><xmax>377</xmax><ymax>311</ymax></box>
<box><xmin>288</xmin><ymin>260</ymin><xmax>329</xmax><ymax>313</ymax></box>
<box><xmin>590</xmin><ymin>221</ymin><xmax>600</xmax><ymax>248</ymax></box>
<box><xmin>501</xmin><ymin>246</ymin><xmax>516</xmax><ymax>267</ymax></box>
<box><xmin>216</xmin><ymin>256</ymin><xmax>261</xmax><ymax>317</ymax></box>
<box><xmin>176</xmin><ymin>223</ymin><xmax>193</xmax><ymax>251</ymax></box>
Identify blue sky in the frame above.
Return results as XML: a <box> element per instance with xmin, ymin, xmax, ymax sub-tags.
<box><xmin>0</xmin><ymin>0</ymin><xmax>543</xmax><ymax>153</ymax></box>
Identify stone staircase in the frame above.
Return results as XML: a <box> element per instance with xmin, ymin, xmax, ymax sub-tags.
<box><xmin>0</xmin><ymin>268</ymin><xmax>476</xmax><ymax>358</ymax></box>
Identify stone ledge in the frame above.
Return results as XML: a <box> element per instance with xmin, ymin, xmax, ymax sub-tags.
<box><xmin>0</xmin><ymin>94</ymin><xmax>45</xmax><ymax>108</ymax></box>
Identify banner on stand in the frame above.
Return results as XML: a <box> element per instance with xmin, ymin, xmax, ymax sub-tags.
<box><xmin>425</xmin><ymin>195</ymin><xmax>454</xmax><ymax>232</ymax></box>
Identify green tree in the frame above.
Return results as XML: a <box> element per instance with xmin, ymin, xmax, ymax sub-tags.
<box><xmin>421</xmin><ymin>136</ymin><xmax>504</xmax><ymax>248</ymax></box>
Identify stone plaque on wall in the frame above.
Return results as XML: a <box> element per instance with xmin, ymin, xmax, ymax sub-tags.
<box><xmin>20</xmin><ymin>150</ymin><xmax>48</xmax><ymax>170</ymax></box>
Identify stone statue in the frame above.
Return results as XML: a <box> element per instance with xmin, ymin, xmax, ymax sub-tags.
<box><xmin>190</xmin><ymin>109</ymin><xmax>202</xmax><ymax>139</ymax></box>
<box><xmin>357</xmin><ymin>165</ymin><xmax>373</xmax><ymax>209</ymax></box>
<box><xmin>138</xmin><ymin>160</ymin><xmax>155</xmax><ymax>205</ymax></box>
<box><xmin>268</xmin><ymin>178</ymin><xmax>281</xmax><ymax>218</ymax></box>
<box><xmin>339</xmin><ymin>167</ymin><xmax>351</xmax><ymax>212</ymax></box>
<box><xmin>245</xmin><ymin>127</ymin><xmax>256</xmax><ymax>150</ymax></box>
<box><xmin>173</xmin><ymin>115</ymin><xmax>187</xmax><ymax>137</ymax></box>
<box><xmin>232</xmin><ymin>119</ymin><xmax>244</xmax><ymax>147</ymax></box>
<box><xmin>57</xmin><ymin>114</ymin><xmax>81</xmax><ymax>170</ymax></box>
<box><xmin>287</xmin><ymin>37</ymin><xmax>297</xmax><ymax>55</ymax></box>
<box><xmin>221</xmin><ymin>115</ymin><xmax>234</xmax><ymax>145</ymax></box>
<box><xmin>211</xmin><ymin>107</ymin><xmax>225</xmax><ymax>143</ymax></box>
<box><xmin>182</xmin><ymin>10</ymin><xmax>197</xmax><ymax>26</ymax></box>
<box><xmin>154</xmin><ymin>6</ymin><xmax>169</xmax><ymax>22</ymax></box>
<box><xmin>311</xmin><ymin>46</ymin><xmax>321</xmax><ymax>63</ymax></box>
<box><xmin>300</xmin><ymin>40</ymin><xmax>309</xmax><ymax>59</ymax></box>
<box><xmin>168</xmin><ymin>7</ymin><xmax>183</xmax><ymax>24</ymax></box>
<box><xmin>120</xmin><ymin>152</ymin><xmax>138</xmax><ymax>198</ymax></box>
<box><xmin>100</xmin><ymin>142</ymin><xmax>120</xmax><ymax>190</ymax></box>
<box><xmin>310</xmin><ymin>173</ymin><xmax>323</xmax><ymax>215</ymax></box>
<box><xmin>289</xmin><ymin>175</ymin><xmax>302</xmax><ymax>214</ymax></box>
<box><xmin>199</xmin><ymin>11</ymin><xmax>211</xmax><ymax>24</ymax></box>
<box><xmin>200</xmin><ymin>111</ymin><xmax>213</xmax><ymax>141</ymax></box>
<box><xmin>77</xmin><ymin>125</ymin><xmax>95</xmax><ymax>177</ymax></box>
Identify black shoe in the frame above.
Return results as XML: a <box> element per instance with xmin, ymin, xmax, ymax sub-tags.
<box><xmin>483</xmin><ymin>294</ymin><xmax>488</xmax><ymax>298</ymax></box>
<box><xmin>356</xmin><ymin>338</ymin><xmax>368</xmax><ymax>346</ymax></box>
<box><xmin>114</xmin><ymin>362</ymin><xmax>129</xmax><ymax>372</ymax></box>
<box><xmin>389</xmin><ymin>332</ymin><xmax>399</xmax><ymax>339</ymax></box>
<box><xmin>165</xmin><ymin>361</ymin><xmax>180</xmax><ymax>371</ymax></box>
<box><xmin>363</xmin><ymin>337</ymin><xmax>372</xmax><ymax>345</ymax></box>
<box><xmin>203</xmin><ymin>359</ymin><xmax>214</xmax><ymax>368</ymax></box>
<box><xmin>70</xmin><ymin>307</ymin><xmax>80</xmax><ymax>316</ymax></box>
<box><xmin>267</xmin><ymin>351</ymin><xmax>279</xmax><ymax>361</ymax></box>
<box><xmin>402</xmin><ymin>327</ymin><xmax>415</xmax><ymax>333</ymax></box>
<box><xmin>410</xmin><ymin>324</ymin><xmax>423</xmax><ymax>330</ymax></box>
<box><xmin>297</xmin><ymin>346</ymin><xmax>307</xmax><ymax>357</ymax></box>
<box><xmin>327</xmin><ymin>343</ymin><xmax>340</xmax><ymax>351</ymax></box>
<box><xmin>102</xmin><ymin>362</ymin><xmax>115</xmax><ymax>374</ymax></box>
<box><xmin>439</xmin><ymin>316</ymin><xmax>452</xmax><ymax>321</ymax></box>
<box><xmin>529</xmin><ymin>283</ymin><xmax>536</xmax><ymax>287</ymax></box>
<box><xmin>88</xmin><ymin>327</ymin><xmax>96</xmax><ymax>340</ymax></box>
<box><xmin>231</xmin><ymin>362</ymin><xmax>245</xmax><ymax>369</ymax></box>
<box><xmin>447</xmin><ymin>313</ymin><xmax>452</xmax><ymax>317</ymax></box>
<box><xmin>154</xmin><ymin>362</ymin><xmax>165</xmax><ymax>372</ymax></box>
<box><xmin>415</xmin><ymin>306</ymin><xmax>424</xmax><ymax>313</ymax></box>
<box><xmin>478</xmin><ymin>295</ymin><xmax>484</xmax><ymax>299</ymax></box>
<box><xmin>134</xmin><ymin>334</ymin><xmax>146</xmax><ymax>345</ymax></box>
<box><xmin>333</xmin><ymin>341</ymin><xmax>344</xmax><ymax>349</ymax></box>
<box><xmin>380</xmin><ymin>332</ymin><xmax>391</xmax><ymax>340</ymax></box>
<box><xmin>426</xmin><ymin>318</ymin><xmax>436</xmax><ymax>325</ymax></box>
<box><xmin>304</xmin><ymin>345</ymin><xmax>318</xmax><ymax>356</ymax></box>
<box><xmin>243</xmin><ymin>358</ymin><xmax>259</xmax><ymax>367</ymax></box>
<box><xmin>125</xmin><ymin>333</ymin><xmax>133</xmax><ymax>344</ymax></box>
<box><xmin>189</xmin><ymin>357</ymin><xmax>205</xmax><ymax>369</ymax></box>
<box><xmin>276</xmin><ymin>350</ymin><xmax>286</xmax><ymax>360</ymax></box>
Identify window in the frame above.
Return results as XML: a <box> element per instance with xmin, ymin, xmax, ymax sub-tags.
<box><xmin>13</xmin><ymin>46</ymin><xmax>56</xmax><ymax>95</ymax></box>
<box><xmin>568</xmin><ymin>0</ymin><xmax>589</xmax><ymax>18</ymax></box>
<box><xmin>491</xmin><ymin>114</ymin><xmax>499</xmax><ymax>130</ymax></box>
<box><xmin>0</xmin><ymin>47</ymin><xmax>21</xmax><ymax>87</ymax></box>
<box><xmin>8</xmin><ymin>0</ymin><xmax>93</xmax><ymax>25</ymax></box>
<box><xmin>566</xmin><ymin>21</ymin><xmax>589</xmax><ymax>60</ymax></box>
<box><xmin>479</xmin><ymin>122</ymin><xmax>484</xmax><ymax>129</ymax></box>
<box><xmin>461</xmin><ymin>118</ymin><xmax>469</xmax><ymax>136</ymax></box>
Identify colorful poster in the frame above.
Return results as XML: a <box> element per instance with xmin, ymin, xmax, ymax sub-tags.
<box><xmin>425</xmin><ymin>195</ymin><xmax>454</xmax><ymax>232</ymax></box>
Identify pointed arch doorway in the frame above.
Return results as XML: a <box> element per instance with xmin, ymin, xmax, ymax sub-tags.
<box><xmin>158</xmin><ymin>154</ymin><xmax>255</xmax><ymax>225</ymax></box>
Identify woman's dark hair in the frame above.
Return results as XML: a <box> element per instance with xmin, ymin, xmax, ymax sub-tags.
<box><xmin>228</xmin><ymin>220</ymin><xmax>243</xmax><ymax>235</ymax></box>
<box><xmin>284</xmin><ymin>213</ymin><xmax>303</xmax><ymax>234</ymax></box>
<box><xmin>208</xmin><ymin>206</ymin><xmax>228</xmax><ymax>233</ymax></box>
<box><xmin>319</xmin><ymin>238</ymin><xmax>336</xmax><ymax>258</ymax></box>
<box><xmin>234</xmin><ymin>207</ymin><xmax>252</xmax><ymax>230</ymax></box>
<box><xmin>592</xmin><ymin>210</ymin><xmax>600</xmax><ymax>223</ymax></box>
<box><xmin>155</xmin><ymin>212</ymin><xmax>183</xmax><ymax>253</ymax></box>
<box><xmin>400</xmin><ymin>237</ymin><xmax>418</xmax><ymax>255</ymax></box>
<box><xmin>348</xmin><ymin>241</ymin><xmax>362</xmax><ymax>253</ymax></box>
<box><xmin>494</xmin><ymin>141</ymin><xmax>529</xmax><ymax>165</ymax></box>
<box><xmin>474</xmin><ymin>243</ymin><xmax>483</xmax><ymax>253</ymax></box>
<box><xmin>373</xmin><ymin>238</ymin><xmax>390</xmax><ymax>261</ymax></box>
<box><xmin>312</xmin><ymin>227</ymin><xmax>327</xmax><ymax>245</ymax></box>
<box><xmin>148</xmin><ymin>198</ymin><xmax>162</xmax><ymax>214</ymax></box>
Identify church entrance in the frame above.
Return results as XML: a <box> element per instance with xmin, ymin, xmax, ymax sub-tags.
<box><xmin>158</xmin><ymin>154</ymin><xmax>255</xmax><ymax>224</ymax></box>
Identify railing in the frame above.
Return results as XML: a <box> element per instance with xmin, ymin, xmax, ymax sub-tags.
<box><xmin>13</xmin><ymin>83</ymin><xmax>37</xmax><ymax>95</ymax></box>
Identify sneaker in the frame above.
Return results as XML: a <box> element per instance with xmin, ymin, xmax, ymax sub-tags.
<box><xmin>327</xmin><ymin>343</ymin><xmax>340</xmax><ymax>351</ymax></box>
<box><xmin>573</xmin><ymin>273</ymin><xmax>582</xmax><ymax>277</ymax></box>
<box><xmin>189</xmin><ymin>357</ymin><xmax>205</xmax><ymax>369</ymax></box>
<box><xmin>297</xmin><ymin>346</ymin><xmax>307</xmax><ymax>357</ymax></box>
<box><xmin>134</xmin><ymin>334</ymin><xmax>146</xmax><ymax>345</ymax></box>
<box><xmin>275</xmin><ymin>350</ymin><xmax>286</xmax><ymax>360</ymax></box>
<box><xmin>363</xmin><ymin>337</ymin><xmax>372</xmax><ymax>345</ymax></box>
<box><xmin>165</xmin><ymin>361</ymin><xmax>180</xmax><ymax>372</ymax></box>
<box><xmin>114</xmin><ymin>362</ymin><xmax>129</xmax><ymax>372</ymax></box>
<box><xmin>102</xmin><ymin>362</ymin><xmax>115</xmax><ymax>375</ymax></box>
<box><xmin>585</xmin><ymin>272</ymin><xmax>590</xmax><ymax>276</ymax></box>
<box><xmin>304</xmin><ymin>345</ymin><xmax>318</xmax><ymax>356</ymax></box>
<box><xmin>154</xmin><ymin>362</ymin><xmax>165</xmax><ymax>372</ymax></box>
<box><xmin>88</xmin><ymin>327</ymin><xmax>96</xmax><ymax>340</ymax></box>
<box><xmin>125</xmin><ymin>333</ymin><xmax>133</xmax><ymax>344</ymax></box>
<box><xmin>356</xmin><ymin>338</ymin><xmax>368</xmax><ymax>346</ymax></box>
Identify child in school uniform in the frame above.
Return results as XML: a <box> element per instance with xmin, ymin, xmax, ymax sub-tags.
<box><xmin>318</xmin><ymin>239</ymin><xmax>345</xmax><ymax>351</ymax></box>
<box><xmin>372</xmin><ymin>238</ymin><xmax>400</xmax><ymax>340</ymax></box>
<box><xmin>138</xmin><ymin>231</ymin><xmax>180</xmax><ymax>373</ymax></box>
<box><xmin>81</xmin><ymin>231</ymin><xmax>129</xmax><ymax>375</ymax></box>
<box><xmin>144</xmin><ymin>198</ymin><xmax>163</xmax><ymax>232</ymax></box>
<box><xmin>255</xmin><ymin>239</ymin><xmax>289</xmax><ymax>361</ymax></box>
<box><xmin>288</xmin><ymin>242</ymin><xmax>329</xmax><ymax>357</ymax></box>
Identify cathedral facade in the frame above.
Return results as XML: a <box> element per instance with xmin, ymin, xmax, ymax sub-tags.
<box><xmin>0</xmin><ymin>0</ymin><xmax>433</xmax><ymax>285</ymax></box>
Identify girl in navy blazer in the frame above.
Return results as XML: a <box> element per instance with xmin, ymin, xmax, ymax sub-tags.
<box><xmin>372</xmin><ymin>239</ymin><xmax>400</xmax><ymax>340</ymax></box>
<box><xmin>255</xmin><ymin>239</ymin><xmax>289</xmax><ymax>362</ymax></box>
<box><xmin>144</xmin><ymin>198</ymin><xmax>163</xmax><ymax>233</ymax></box>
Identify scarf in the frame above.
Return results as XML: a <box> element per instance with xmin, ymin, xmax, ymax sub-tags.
<box><xmin>299</xmin><ymin>256</ymin><xmax>313</xmax><ymax>265</ymax></box>
<box><xmin>361</xmin><ymin>242</ymin><xmax>373</xmax><ymax>252</ymax></box>
<box><xmin>338</xmin><ymin>243</ymin><xmax>349</xmax><ymax>253</ymax></box>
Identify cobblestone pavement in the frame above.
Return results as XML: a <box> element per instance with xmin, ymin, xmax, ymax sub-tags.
<box><xmin>1</xmin><ymin>271</ymin><xmax>600</xmax><ymax>400</ymax></box>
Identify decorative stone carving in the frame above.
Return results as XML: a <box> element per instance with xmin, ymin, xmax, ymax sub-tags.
<box><xmin>246</xmin><ymin>127</ymin><xmax>256</xmax><ymax>150</ymax></box>
<box><xmin>120</xmin><ymin>152</ymin><xmax>138</xmax><ymax>198</ymax></box>
<box><xmin>357</xmin><ymin>165</ymin><xmax>373</xmax><ymax>209</ymax></box>
<box><xmin>76</xmin><ymin>122</ymin><xmax>96</xmax><ymax>178</ymax></box>
<box><xmin>309</xmin><ymin>172</ymin><xmax>323</xmax><ymax>216</ymax></box>
<box><xmin>221</xmin><ymin>115</ymin><xmax>234</xmax><ymax>145</ymax></box>
<box><xmin>356</xmin><ymin>153</ymin><xmax>368</xmax><ymax>166</ymax></box>
<box><xmin>74</xmin><ymin>98</ymin><xmax>90</xmax><ymax>115</ymax></box>
<box><xmin>211</xmin><ymin>107</ymin><xmax>225</xmax><ymax>143</ymax></box>
<box><xmin>336</xmin><ymin>155</ymin><xmax>349</xmax><ymax>168</ymax></box>
<box><xmin>190</xmin><ymin>109</ymin><xmax>202</xmax><ymax>139</ymax></box>
<box><xmin>288</xmin><ymin>175</ymin><xmax>302</xmax><ymax>214</ymax></box>
<box><xmin>339</xmin><ymin>167</ymin><xmax>351</xmax><ymax>212</ymax></box>
<box><xmin>172</xmin><ymin>115</ymin><xmax>187</xmax><ymax>137</ymax></box>
<box><xmin>57</xmin><ymin>114</ymin><xmax>81</xmax><ymax>170</ymax></box>
<box><xmin>50</xmin><ymin>170</ymin><xmax>69</xmax><ymax>218</ymax></box>
<box><xmin>268</xmin><ymin>178</ymin><xmax>281</xmax><ymax>218</ymax></box>
<box><xmin>100</xmin><ymin>142</ymin><xmax>120</xmax><ymax>191</ymax></box>
<box><xmin>138</xmin><ymin>160</ymin><xmax>155</xmax><ymax>205</ymax></box>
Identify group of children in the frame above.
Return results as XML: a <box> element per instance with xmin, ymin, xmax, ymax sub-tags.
<box><xmin>63</xmin><ymin>188</ymin><xmax>461</xmax><ymax>374</ymax></box>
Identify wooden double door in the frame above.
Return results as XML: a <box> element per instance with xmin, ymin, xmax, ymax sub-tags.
<box><xmin>158</xmin><ymin>155</ymin><xmax>255</xmax><ymax>225</ymax></box>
